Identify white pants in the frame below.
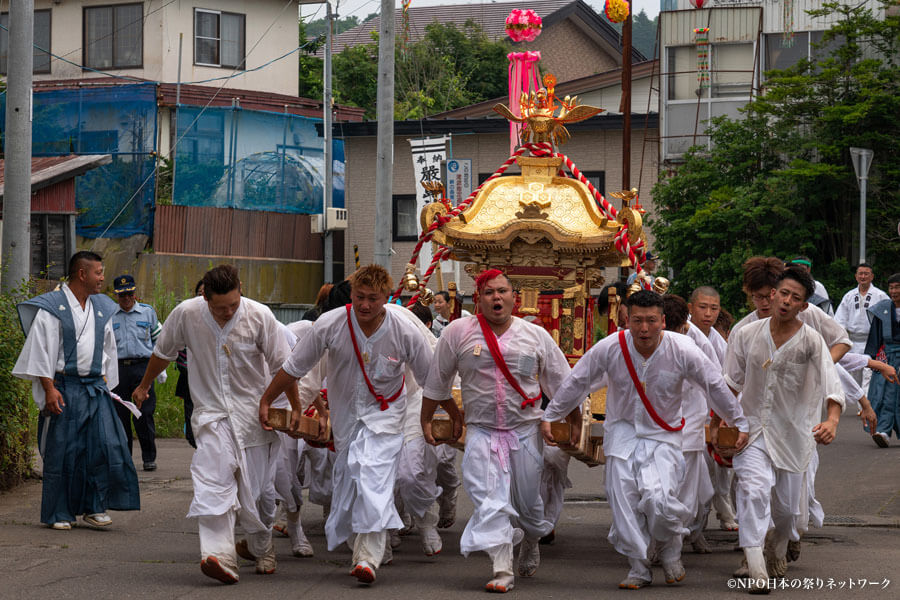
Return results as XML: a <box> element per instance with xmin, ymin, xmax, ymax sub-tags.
<box><xmin>273</xmin><ymin>432</ymin><xmax>303</xmax><ymax>513</ymax></box>
<box><xmin>299</xmin><ymin>441</ymin><xmax>335</xmax><ymax>507</ymax></box>
<box><xmin>606</xmin><ymin>438</ymin><xmax>689</xmax><ymax>579</ymax></box>
<box><xmin>189</xmin><ymin>418</ymin><xmax>277</xmax><ymax>558</ymax></box>
<box><xmin>804</xmin><ymin>449</ymin><xmax>824</xmax><ymax>530</ymax></box>
<box><xmin>353</xmin><ymin>531</ymin><xmax>388</xmax><ymax>568</ymax></box>
<box><xmin>326</xmin><ymin>424</ymin><xmax>404</xmax><ymax>551</ymax></box>
<box><xmin>732</xmin><ymin>435</ymin><xmax>803</xmax><ymax>548</ymax></box>
<box><xmin>435</xmin><ymin>444</ymin><xmax>460</xmax><ymax>498</ymax></box>
<box><xmin>678</xmin><ymin>450</ymin><xmax>714</xmax><ymax>538</ymax></box>
<box><xmin>460</xmin><ymin>424</ymin><xmax>551</xmax><ymax>555</ymax></box>
<box><xmin>396</xmin><ymin>435</ymin><xmax>442</xmax><ymax>519</ymax></box>
<box><xmin>705</xmin><ymin>450</ymin><xmax>738</xmax><ymax>524</ymax></box>
<box><xmin>540</xmin><ymin>445</ymin><xmax>572</xmax><ymax>527</ymax></box>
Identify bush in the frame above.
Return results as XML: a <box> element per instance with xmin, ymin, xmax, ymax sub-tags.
<box><xmin>0</xmin><ymin>282</ymin><xmax>38</xmax><ymax>491</ymax></box>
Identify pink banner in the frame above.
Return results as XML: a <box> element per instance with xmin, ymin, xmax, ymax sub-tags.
<box><xmin>508</xmin><ymin>51</ymin><xmax>541</xmax><ymax>155</ymax></box>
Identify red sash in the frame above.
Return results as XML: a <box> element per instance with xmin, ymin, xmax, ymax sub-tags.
<box><xmin>346</xmin><ymin>305</ymin><xmax>405</xmax><ymax>411</ymax></box>
<box><xmin>476</xmin><ymin>314</ymin><xmax>542</xmax><ymax>409</ymax></box>
<box><xmin>617</xmin><ymin>330</ymin><xmax>685</xmax><ymax>432</ymax></box>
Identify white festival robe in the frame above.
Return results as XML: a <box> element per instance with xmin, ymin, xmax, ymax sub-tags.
<box><xmin>422</xmin><ymin>315</ymin><xmax>571</xmax><ymax>554</ymax></box>
<box><xmin>723</xmin><ymin>319</ymin><xmax>845</xmax><ymax>548</ymax></box>
<box><xmin>282</xmin><ymin>304</ymin><xmax>432</xmax><ymax>551</ymax></box>
<box><xmin>835</xmin><ymin>285</ymin><xmax>889</xmax><ymax>352</ymax></box>
<box><xmin>153</xmin><ymin>295</ymin><xmax>291</xmax><ymax>554</ymax></box>
<box><xmin>14</xmin><ymin>284</ymin><xmax>119</xmax><ymax>411</ymax></box>
<box><xmin>544</xmin><ymin>330</ymin><xmax>748</xmax><ymax>571</ymax></box>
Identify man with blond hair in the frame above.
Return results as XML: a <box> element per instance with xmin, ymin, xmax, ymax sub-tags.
<box><xmin>260</xmin><ymin>265</ymin><xmax>433</xmax><ymax>585</ymax></box>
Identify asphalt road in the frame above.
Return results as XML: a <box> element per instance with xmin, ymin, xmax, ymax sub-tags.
<box><xmin>1</xmin><ymin>417</ymin><xmax>898</xmax><ymax>600</ymax></box>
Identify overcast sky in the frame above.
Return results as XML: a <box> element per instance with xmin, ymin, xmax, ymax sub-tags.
<box><xmin>302</xmin><ymin>0</ymin><xmax>660</xmax><ymax>24</ymax></box>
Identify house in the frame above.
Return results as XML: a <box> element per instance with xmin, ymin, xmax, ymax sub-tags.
<box><xmin>0</xmin><ymin>1</ymin><xmax>364</xmax><ymax>304</ymax></box>
<box><xmin>0</xmin><ymin>155</ymin><xmax>111</xmax><ymax>280</ymax></box>
<box><xmin>323</xmin><ymin>0</ymin><xmax>647</xmax><ymax>82</ymax></box>
<box><xmin>657</xmin><ymin>0</ymin><xmax>888</xmax><ymax>162</ymax></box>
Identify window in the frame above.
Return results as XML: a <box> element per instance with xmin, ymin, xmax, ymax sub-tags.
<box><xmin>393</xmin><ymin>194</ymin><xmax>418</xmax><ymax>242</ymax></box>
<box><xmin>194</xmin><ymin>9</ymin><xmax>245</xmax><ymax>69</ymax></box>
<box><xmin>711</xmin><ymin>43</ymin><xmax>754</xmax><ymax>98</ymax></box>
<box><xmin>0</xmin><ymin>10</ymin><xmax>51</xmax><ymax>74</ymax></box>
<box><xmin>84</xmin><ymin>3</ymin><xmax>143</xmax><ymax>70</ymax></box>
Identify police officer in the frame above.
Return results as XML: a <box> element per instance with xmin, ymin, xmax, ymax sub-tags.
<box><xmin>111</xmin><ymin>274</ymin><xmax>162</xmax><ymax>471</ymax></box>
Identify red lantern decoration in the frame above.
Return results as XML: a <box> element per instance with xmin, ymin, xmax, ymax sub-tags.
<box><xmin>690</xmin><ymin>0</ymin><xmax>706</xmax><ymax>8</ymax></box>
<box><xmin>505</xmin><ymin>9</ymin><xmax>542</xmax><ymax>43</ymax></box>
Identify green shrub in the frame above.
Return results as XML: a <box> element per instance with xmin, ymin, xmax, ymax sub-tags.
<box><xmin>0</xmin><ymin>282</ymin><xmax>38</xmax><ymax>491</ymax></box>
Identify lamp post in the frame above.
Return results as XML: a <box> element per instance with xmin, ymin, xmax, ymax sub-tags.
<box><xmin>850</xmin><ymin>147</ymin><xmax>874</xmax><ymax>263</ymax></box>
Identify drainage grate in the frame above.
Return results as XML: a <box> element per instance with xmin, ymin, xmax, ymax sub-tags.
<box><xmin>563</xmin><ymin>494</ymin><xmax>607</xmax><ymax>504</ymax></box>
<box><xmin>823</xmin><ymin>515</ymin><xmax>865</xmax><ymax>525</ymax></box>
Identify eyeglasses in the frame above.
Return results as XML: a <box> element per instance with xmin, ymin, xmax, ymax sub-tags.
<box><xmin>751</xmin><ymin>292</ymin><xmax>773</xmax><ymax>302</ymax></box>
<box><xmin>117</xmin><ymin>292</ymin><xmax>135</xmax><ymax>298</ymax></box>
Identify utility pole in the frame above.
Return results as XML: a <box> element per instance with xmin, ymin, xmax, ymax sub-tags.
<box><xmin>373</xmin><ymin>0</ymin><xmax>395</xmax><ymax>270</ymax></box>
<box><xmin>1</xmin><ymin>1</ymin><xmax>34</xmax><ymax>293</ymax></box>
<box><xmin>323</xmin><ymin>1</ymin><xmax>334</xmax><ymax>281</ymax></box>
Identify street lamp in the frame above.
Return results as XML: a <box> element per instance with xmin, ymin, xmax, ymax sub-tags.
<box><xmin>850</xmin><ymin>147</ymin><xmax>874</xmax><ymax>264</ymax></box>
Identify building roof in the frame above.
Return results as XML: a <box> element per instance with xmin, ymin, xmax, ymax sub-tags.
<box><xmin>329</xmin><ymin>112</ymin><xmax>658</xmax><ymax>138</ymax></box>
<box><xmin>0</xmin><ymin>155</ymin><xmax>112</xmax><ymax>199</ymax></box>
<box><xmin>433</xmin><ymin>59</ymin><xmax>658</xmax><ymax>119</ymax></box>
<box><xmin>319</xmin><ymin>0</ymin><xmax>646</xmax><ymax>63</ymax></box>
<box><xmin>31</xmin><ymin>78</ymin><xmax>366</xmax><ymax>122</ymax></box>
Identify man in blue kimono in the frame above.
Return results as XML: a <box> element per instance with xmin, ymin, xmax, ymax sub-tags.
<box><xmin>866</xmin><ymin>273</ymin><xmax>900</xmax><ymax>448</ymax></box>
<box><xmin>13</xmin><ymin>251</ymin><xmax>140</xmax><ymax>530</ymax></box>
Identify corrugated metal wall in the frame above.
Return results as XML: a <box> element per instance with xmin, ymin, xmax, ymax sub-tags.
<box><xmin>662</xmin><ymin>7</ymin><xmax>762</xmax><ymax>46</ymax></box>
<box><xmin>154</xmin><ymin>205</ymin><xmax>344</xmax><ymax>261</ymax></box>
<box><xmin>663</xmin><ymin>1</ymin><xmax>884</xmax><ymax>37</ymax></box>
<box><xmin>31</xmin><ymin>180</ymin><xmax>76</xmax><ymax>213</ymax></box>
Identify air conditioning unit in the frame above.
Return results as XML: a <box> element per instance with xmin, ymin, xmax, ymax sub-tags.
<box><xmin>326</xmin><ymin>207</ymin><xmax>348</xmax><ymax>230</ymax></box>
<box><xmin>309</xmin><ymin>208</ymin><xmax>349</xmax><ymax>234</ymax></box>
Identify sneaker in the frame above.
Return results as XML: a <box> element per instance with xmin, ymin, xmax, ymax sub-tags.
<box><xmin>143</xmin><ymin>462</ymin><xmax>157</xmax><ymax>471</ymax></box>
<box><xmin>618</xmin><ymin>576</ymin><xmax>651</xmax><ymax>590</ymax></box>
<box><xmin>350</xmin><ymin>561</ymin><xmax>376</xmax><ymax>584</ymax></box>
<box><xmin>662</xmin><ymin>559</ymin><xmax>686</xmax><ymax>584</ymax></box>
<box><xmin>50</xmin><ymin>521</ymin><xmax>72</xmax><ymax>530</ymax></box>
<box><xmin>255</xmin><ymin>543</ymin><xmax>277</xmax><ymax>574</ymax></box>
<box><xmin>485</xmin><ymin>574</ymin><xmax>515</xmax><ymax>593</ymax></box>
<box><xmin>200</xmin><ymin>555</ymin><xmax>239</xmax><ymax>584</ymax></box>
<box><xmin>873</xmin><ymin>432</ymin><xmax>889</xmax><ymax>448</ymax></box>
<box><xmin>83</xmin><ymin>513</ymin><xmax>112</xmax><ymax>527</ymax></box>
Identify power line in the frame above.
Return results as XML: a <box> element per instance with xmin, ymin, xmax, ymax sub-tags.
<box><xmin>90</xmin><ymin>0</ymin><xmax>299</xmax><ymax>244</ymax></box>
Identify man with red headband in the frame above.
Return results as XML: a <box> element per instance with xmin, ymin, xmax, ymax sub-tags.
<box><xmin>542</xmin><ymin>290</ymin><xmax>749</xmax><ymax>590</ymax></box>
<box><xmin>259</xmin><ymin>265</ymin><xmax>433</xmax><ymax>585</ymax></box>
<box><xmin>421</xmin><ymin>269</ymin><xmax>574</xmax><ymax>593</ymax></box>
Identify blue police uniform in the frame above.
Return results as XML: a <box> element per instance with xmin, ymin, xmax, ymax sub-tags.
<box><xmin>111</xmin><ymin>275</ymin><xmax>161</xmax><ymax>469</ymax></box>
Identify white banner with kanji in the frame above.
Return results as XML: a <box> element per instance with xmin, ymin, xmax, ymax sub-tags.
<box><xmin>409</xmin><ymin>136</ymin><xmax>449</xmax><ymax>276</ymax></box>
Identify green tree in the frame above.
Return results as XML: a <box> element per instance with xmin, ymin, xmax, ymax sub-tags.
<box><xmin>298</xmin><ymin>18</ymin><xmax>324</xmax><ymax>100</ymax></box>
<box><xmin>649</xmin><ymin>1</ymin><xmax>900</xmax><ymax>314</ymax></box>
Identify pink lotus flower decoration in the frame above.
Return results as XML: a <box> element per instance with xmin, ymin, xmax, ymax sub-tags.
<box><xmin>505</xmin><ymin>9</ymin><xmax>542</xmax><ymax>43</ymax></box>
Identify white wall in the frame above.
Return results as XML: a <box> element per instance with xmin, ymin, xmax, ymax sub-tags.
<box><xmin>33</xmin><ymin>0</ymin><xmax>299</xmax><ymax>96</ymax></box>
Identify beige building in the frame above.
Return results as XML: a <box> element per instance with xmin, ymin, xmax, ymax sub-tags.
<box><xmin>11</xmin><ymin>0</ymin><xmax>316</xmax><ymax>97</ymax></box>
